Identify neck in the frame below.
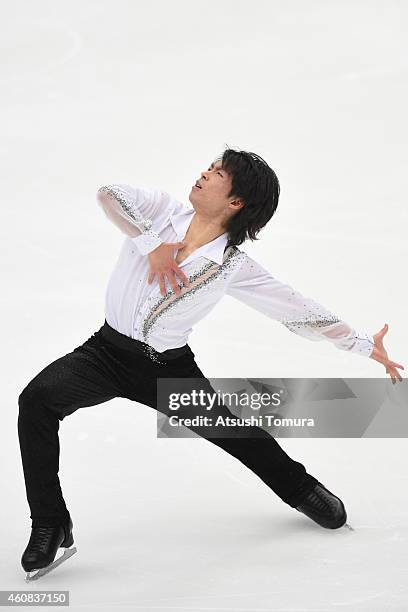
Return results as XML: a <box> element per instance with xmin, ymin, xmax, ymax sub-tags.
<box><xmin>185</xmin><ymin>210</ymin><xmax>227</xmax><ymax>249</ymax></box>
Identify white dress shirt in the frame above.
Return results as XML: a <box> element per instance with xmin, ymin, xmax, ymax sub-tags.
<box><xmin>96</xmin><ymin>183</ymin><xmax>375</xmax><ymax>358</ymax></box>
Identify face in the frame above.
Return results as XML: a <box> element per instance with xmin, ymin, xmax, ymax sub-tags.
<box><xmin>189</xmin><ymin>159</ymin><xmax>243</xmax><ymax>218</ymax></box>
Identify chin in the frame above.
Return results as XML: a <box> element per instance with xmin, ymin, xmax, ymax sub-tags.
<box><xmin>188</xmin><ymin>193</ymin><xmax>197</xmax><ymax>208</ymax></box>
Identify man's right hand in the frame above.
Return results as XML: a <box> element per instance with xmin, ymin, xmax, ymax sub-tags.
<box><xmin>147</xmin><ymin>242</ymin><xmax>191</xmax><ymax>296</ymax></box>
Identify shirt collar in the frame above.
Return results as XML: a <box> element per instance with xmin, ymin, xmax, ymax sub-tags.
<box><xmin>170</xmin><ymin>206</ymin><xmax>229</xmax><ymax>266</ymax></box>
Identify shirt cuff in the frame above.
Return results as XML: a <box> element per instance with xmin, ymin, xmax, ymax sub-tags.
<box><xmin>350</xmin><ymin>331</ymin><xmax>375</xmax><ymax>358</ymax></box>
<box><xmin>131</xmin><ymin>231</ymin><xmax>163</xmax><ymax>256</ymax></box>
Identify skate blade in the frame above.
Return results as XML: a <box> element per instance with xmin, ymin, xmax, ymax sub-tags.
<box><xmin>344</xmin><ymin>522</ymin><xmax>354</xmax><ymax>531</ymax></box>
<box><xmin>25</xmin><ymin>546</ymin><xmax>77</xmax><ymax>582</ymax></box>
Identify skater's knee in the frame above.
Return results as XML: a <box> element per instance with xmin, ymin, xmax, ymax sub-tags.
<box><xmin>19</xmin><ymin>386</ymin><xmax>36</xmax><ymax>415</ymax></box>
<box><xmin>18</xmin><ymin>382</ymin><xmax>50</xmax><ymax>417</ymax></box>
<box><xmin>18</xmin><ymin>376</ymin><xmax>71</xmax><ymax>422</ymax></box>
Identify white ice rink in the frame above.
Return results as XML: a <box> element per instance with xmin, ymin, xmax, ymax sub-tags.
<box><xmin>1</xmin><ymin>0</ymin><xmax>407</xmax><ymax>610</ymax></box>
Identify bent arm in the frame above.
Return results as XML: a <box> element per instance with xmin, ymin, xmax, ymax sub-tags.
<box><xmin>226</xmin><ymin>254</ymin><xmax>374</xmax><ymax>358</ymax></box>
<box><xmin>97</xmin><ymin>183</ymin><xmax>168</xmax><ymax>255</ymax></box>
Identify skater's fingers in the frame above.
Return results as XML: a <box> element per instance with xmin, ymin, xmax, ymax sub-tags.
<box><xmin>173</xmin><ymin>265</ymin><xmax>190</xmax><ymax>287</ymax></box>
<box><xmin>166</xmin><ymin>269</ymin><xmax>181</xmax><ymax>295</ymax></box>
<box><xmin>158</xmin><ymin>273</ymin><xmax>166</xmax><ymax>296</ymax></box>
<box><xmin>387</xmin><ymin>366</ymin><xmax>403</xmax><ymax>383</ymax></box>
<box><xmin>388</xmin><ymin>361</ymin><xmax>404</xmax><ymax>375</ymax></box>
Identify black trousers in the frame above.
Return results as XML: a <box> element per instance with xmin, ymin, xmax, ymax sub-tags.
<box><xmin>17</xmin><ymin>320</ymin><xmax>318</xmax><ymax>527</ymax></box>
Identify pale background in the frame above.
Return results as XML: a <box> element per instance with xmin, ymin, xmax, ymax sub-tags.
<box><xmin>1</xmin><ymin>0</ymin><xmax>407</xmax><ymax>609</ymax></box>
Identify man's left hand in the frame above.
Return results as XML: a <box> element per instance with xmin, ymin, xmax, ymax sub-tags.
<box><xmin>369</xmin><ymin>323</ymin><xmax>404</xmax><ymax>384</ymax></box>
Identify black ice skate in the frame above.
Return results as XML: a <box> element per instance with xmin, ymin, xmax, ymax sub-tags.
<box><xmin>295</xmin><ymin>482</ymin><xmax>353</xmax><ymax>530</ymax></box>
<box><xmin>22</xmin><ymin>516</ymin><xmax>77</xmax><ymax>581</ymax></box>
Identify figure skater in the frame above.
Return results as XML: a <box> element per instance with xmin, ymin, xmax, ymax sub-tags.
<box><xmin>18</xmin><ymin>147</ymin><xmax>403</xmax><ymax>581</ymax></box>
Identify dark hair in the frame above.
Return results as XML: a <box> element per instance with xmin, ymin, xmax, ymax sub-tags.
<box><xmin>214</xmin><ymin>145</ymin><xmax>280</xmax><ymax>248</ymax></box>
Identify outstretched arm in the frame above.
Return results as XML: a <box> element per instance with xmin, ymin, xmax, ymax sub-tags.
<box><xmin>226</xmin><ymin>254</ymin><xmax>404</xmax><ymax>381</ymax></box>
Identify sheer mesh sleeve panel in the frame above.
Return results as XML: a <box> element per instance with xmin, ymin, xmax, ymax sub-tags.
<box><xmin>226</xmin><ymin>254</ymin><xmax>374</xmax><ymax>358</ymax></box>
<box><xmin>97</xmin><ymin>183</ymin><xmax>172</xmax><ymax>255</ymax></box>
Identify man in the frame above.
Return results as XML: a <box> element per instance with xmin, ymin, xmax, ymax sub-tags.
<box><xmin>18</xmin><ymin>147</ymin><xmax>403</xmax><ymax>581</ymax></box>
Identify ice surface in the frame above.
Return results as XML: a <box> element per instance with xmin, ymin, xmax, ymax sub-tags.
<box><xmin>1</xmin><ymin>0</ymin><xmax>407</xmax><ymax>609</ymax></box>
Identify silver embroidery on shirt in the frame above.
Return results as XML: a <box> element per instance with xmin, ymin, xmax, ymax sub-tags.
<box><xmin>141</xmin><ymin>246</ymin><xmax>242</xmax><ymax>344</ymax></box>
<box><xmin>281</xmin><ymin>313</ymin><xmax>341</xmax><ymax>331</ymax></box>
<box><xmin>98</xmin><ymin>185</ymin><xmax>153</xmax><ymax>232</ymax></box>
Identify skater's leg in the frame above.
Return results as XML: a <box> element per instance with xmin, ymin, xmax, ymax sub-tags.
<box><xmin>18</xmin><ymin>329</ymin><xmax>123</xmax><ymax>526</ymax></box>
<box><xmin>124</xmin><ymin>354</ymin><xmax>318</xmax><ymax>508</ymax></box>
